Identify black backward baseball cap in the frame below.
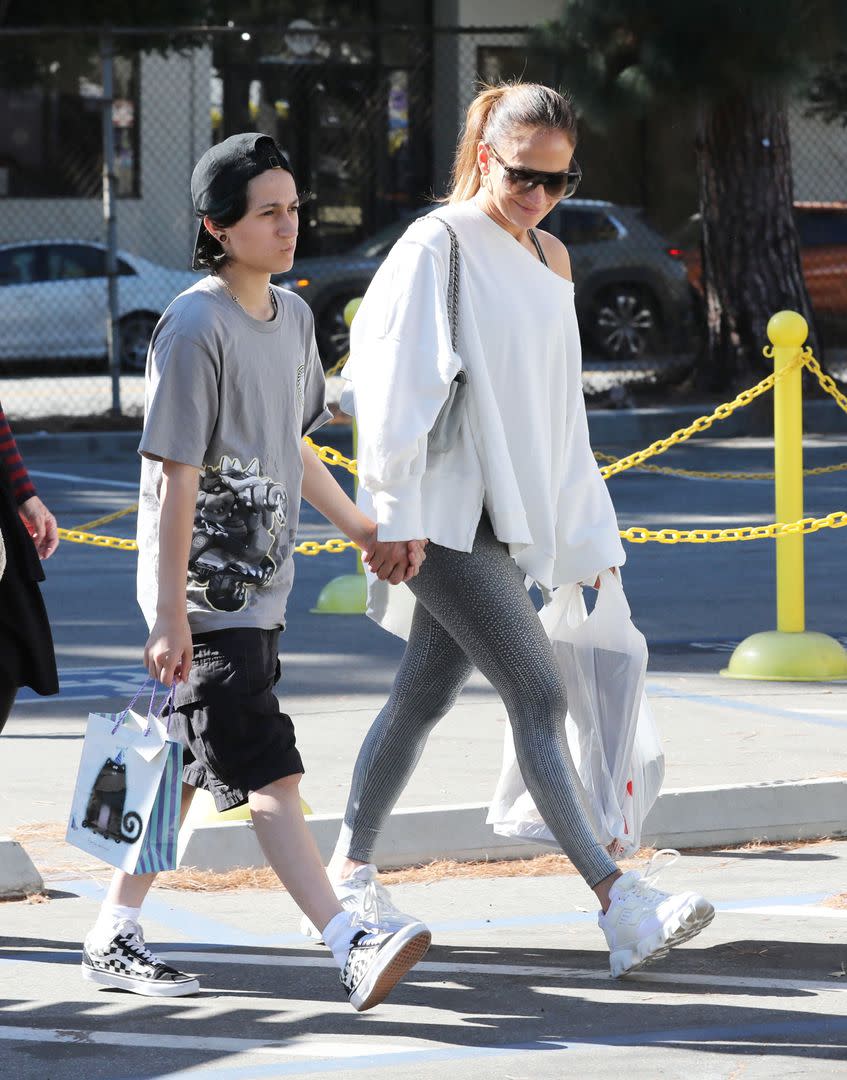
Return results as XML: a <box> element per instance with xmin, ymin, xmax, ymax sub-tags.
<box><xmin>191</xmin><ymin>132</ymin><xmax>293</xmax><ymax>270</ymax></box>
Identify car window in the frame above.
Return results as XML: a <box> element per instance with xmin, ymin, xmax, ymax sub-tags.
<box><xmin>796</xmin><ymin>211</ymin><xmax>847</xmax><ymax>247</ymax></box>
<box><xmin>118</xmin><ymin>256</ymin><xmax>135</xmax><ymax>276</ymax></box>
<box><xmin>546</xmin><ymin>208</ymin><xmax>619</xmax><ymax>246</ymax></box>
<box><xmin>0</xmin><ymin>246</ymin><xmax>44</xmax><ymax>286</ymax></box>
<box><xmin>44</xmin><ymin>244</ymin><xmax>107</xmax><ymax>282</ymax></box>
<box><xmin>353</xmin><ymin>208</ymin><xmax>431</xmax><ymax>257</ymax></box>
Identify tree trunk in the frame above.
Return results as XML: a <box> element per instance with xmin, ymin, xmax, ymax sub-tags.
<box><xmin>696</xmin><ymin>86</ymin><xmax>816</xmax><ymax>391</ymax></box>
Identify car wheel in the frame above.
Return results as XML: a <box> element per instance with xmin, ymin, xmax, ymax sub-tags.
<box><xmin>589</xmin><ymin>286</ymin><xmax>662</xmax><ymax>360</ymax></box>
<box><xmin>119</xmin><ymin>312</ymin><xmax>158</xmax><ymax>372</ymax></box>
<box><xmin>316</xmin><ymin>294</ymin><xmax>361</xmax><ymax>370</ymax></box>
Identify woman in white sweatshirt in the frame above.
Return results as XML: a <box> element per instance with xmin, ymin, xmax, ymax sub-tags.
<box><xmin>317</xmin><ymin>82</ymin><xmax>714</xmax><ymax>977</ymax></box>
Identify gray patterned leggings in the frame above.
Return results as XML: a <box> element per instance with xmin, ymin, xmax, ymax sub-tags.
<box><xmin>336</xmin><ymin>513</ymin><xmax>618</xmax><ymax>888</ymax></box>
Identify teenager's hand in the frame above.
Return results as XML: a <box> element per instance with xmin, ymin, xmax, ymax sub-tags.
<box><xmin>404</xmin><ymin>539</ymin><xmax>428</xmax><ymax>581</ymax></box>
<box><xmin>145</xmin><ymin>613</ymin><xmax>193</xmax><ymax>686</ymax></box>
<box><xmin>365</xmin><ymin>539</ymin><xmax>412</xmax><ymax>585</ymax></box>
<box><xmin>18</xmin><ymin>495</ymin><xmax>59</xmax><ymax>559</ymax></box>
<box><xmin>358</xmin><ymin>521</ymin><xmax>379</xmax><ymax>561</ymax></box>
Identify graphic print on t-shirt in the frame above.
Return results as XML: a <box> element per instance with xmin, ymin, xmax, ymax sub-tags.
<box><xmin>188</xmin><ymin>456</ymin><xmax>288</xmax><ymax>613</ymax></box>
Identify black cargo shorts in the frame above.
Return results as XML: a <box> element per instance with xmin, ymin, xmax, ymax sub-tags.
<box><xmin>171</xmin><ymin>627</ymin><xmax>303</xmax><ymax>811</ymax></box>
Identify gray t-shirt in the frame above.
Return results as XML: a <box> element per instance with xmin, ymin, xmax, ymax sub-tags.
<box><xmin>136</xmin><ymin>275</ymin><xmax>332</xmax><ymax>633</ymax></box>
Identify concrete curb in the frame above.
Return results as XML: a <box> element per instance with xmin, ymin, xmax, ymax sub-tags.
<box><xmin>177</xmin><ymin>776</ymin><xmax>847</xmax><ymax>872</ymax></box>
<box><xmin>0</xmin><ymin>838</ymin><xmax>45</xmax><ymax>898</ymax></box>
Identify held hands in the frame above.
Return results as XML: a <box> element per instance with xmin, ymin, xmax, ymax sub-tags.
<box><xmin>144</xmin><ymin>612</ymin><xmax>193</xmax><ymax>687</ymax></box>
<box><xmin>19</xmin><ymin>495</ymin><xmax>59</xmax><ymax>559</ymax></box>
<box><xmin>361</xmin><ymin>526</ymin><xmax>428</xmax><ymax>585</ymax></box>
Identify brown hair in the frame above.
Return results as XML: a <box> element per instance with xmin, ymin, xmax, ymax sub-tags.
<box><xmin>447</xmin><ymin>81</ymin><xmax>578</xmax><ymax>204</ymax></box>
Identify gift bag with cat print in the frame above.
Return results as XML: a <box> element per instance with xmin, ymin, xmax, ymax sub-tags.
<box><xmin>66</xmin><ymin>682</ymin><xmax>183</xmax><ymax>874</ymax></box>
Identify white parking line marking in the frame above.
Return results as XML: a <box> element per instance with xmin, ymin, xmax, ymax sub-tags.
<box><xmin>159</xmin><ymin>952</ymin><xmax>847</xmax><ymax>995</ymax></box>
<box><xmin>0</xmin><ymin>1026</ymin><xmax>419</xmax><ymax>1057</ymax></box>
<box><xmin>725</xmin><ymin>904</ymin><xmax>847</xmax><ymax>919</ymax></box>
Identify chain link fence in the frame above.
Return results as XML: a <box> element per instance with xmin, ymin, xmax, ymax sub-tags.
<box><xmin>1</xmin><ymin>22</ymin><xmax>846</xmax><ymax>426</ymax></box>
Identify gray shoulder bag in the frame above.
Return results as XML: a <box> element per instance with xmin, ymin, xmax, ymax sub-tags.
<box><xmin>427</xmin><ymin>217</ymin><xmax>468</xmax><ymax>454</ymax></box>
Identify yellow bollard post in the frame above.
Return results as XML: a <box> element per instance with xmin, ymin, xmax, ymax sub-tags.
<box><xmin>723</xmin><ymin>311</ymin><xmax>847</xmax><ymax>681</ymax></box>
<box><xmin>773</xmin><ymin>311</ymin><xmax>806</xmax><ymax>634</ymax></box>
<box><xmin>311</xmin><ymin>297</ymin><xmax>368</xmax><ymax>614</ymax></box>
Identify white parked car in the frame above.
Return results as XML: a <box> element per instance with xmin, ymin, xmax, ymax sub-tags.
<box><xmin>0</xmin><ymin>240</ymin><xmax>202</xmax><ymax>370</ymax></box>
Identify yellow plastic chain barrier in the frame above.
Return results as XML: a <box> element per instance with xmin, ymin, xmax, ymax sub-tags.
<box><xmin>593</xmin><ymin>450</ymin><xmax>847</xmax><ymax>481</ymax></box>
<box><xmin>56</xmin><ymin>510</ymin><xmax>847</xmax><ymax>552</ymax></box>
<box><xmin>56</xmin><ymin>527</ymin><xmax>356</xmax><ymax>557</ymax></box>
<box><xmin>591</xmin><ymin>348</ymin><xmax>847</xmax><ymax>481</ymax></box>
<box><xmin>72</xmin><ymin>503</ymin><xmax>140</xmax><ymax>531</ymax></box>
<box><xmin>303</xmin><ymin>436</ymin><xmax>359</xmax><ymax>476</ymax></box>
<box><xmin>58</xmin><ymin>341</ymin><xmax>847</xmax><ymax>551</ymax></box>
<box><xmin>619</xmin><ymin>510</ymin><xmax>847</xmax><ymax>545</ymax></box>
<box><xmin>595</xmin><ymin>357</ymin><xmax>801</xmax><ymax>480</ymax></box>
<box><xmin>802</xmin><ymin>347</ymin><xmax>847</xmax><ymax>415</ymax></box>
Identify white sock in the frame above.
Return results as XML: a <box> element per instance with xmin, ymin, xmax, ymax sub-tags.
<box><xmin>93</xmin><ymin>902</ymin><xmax>142</xmax><ymax>942</ymax></box>
<box><xmin>321</xmin><ymin>911</ymin><xmax>360</xmax><ymax>969</ymax></box>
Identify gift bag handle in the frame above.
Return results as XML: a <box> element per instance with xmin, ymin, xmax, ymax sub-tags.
<box><xmin>111</xmin><ymin>678</ymin><xmax>159</xmax><ymax>734</ymax></box>
<box><xmin>111</xmin><ymin>679</ymin><xmax>177</xmax><ymax>736</ymax></box>
<box><xmin>151</xmin><ymin>683</ymin><xmax>177</xmax><ymax>736</ymax></box>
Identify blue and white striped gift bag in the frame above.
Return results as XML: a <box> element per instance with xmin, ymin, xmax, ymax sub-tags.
<box><xmin>136</xmin><ymin>740</ymin><xmax>183</xmax><ymax>874</ymax></box>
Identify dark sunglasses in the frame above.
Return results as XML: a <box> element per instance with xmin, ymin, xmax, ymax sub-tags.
<box><xmin>486</xmin><ymin>143</ymin><xmax>582</xmax><ymax>200</ymax></box>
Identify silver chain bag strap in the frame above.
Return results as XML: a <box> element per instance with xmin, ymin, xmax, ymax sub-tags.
<box><xmin>427</xmin><ymin>217</ymin><xmax>468</xmax><ymax>454</ymax></box>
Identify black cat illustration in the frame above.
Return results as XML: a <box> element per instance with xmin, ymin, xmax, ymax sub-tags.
<box><xmin>82</xmin><ymin>758</ymin><xmax>143</xmax><ymax>844</ymax></box>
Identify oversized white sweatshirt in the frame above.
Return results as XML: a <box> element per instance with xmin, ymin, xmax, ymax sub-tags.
<box><xmin>343</xmin><ymin>199</ymin><xmax>626</xmax><ymax>637</ymax></box>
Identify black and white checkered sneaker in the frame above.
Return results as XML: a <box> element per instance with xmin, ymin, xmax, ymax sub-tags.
<box><xmin>82</xmin><ymin>919</ymin><xmax>200</xmax><ymax>998</ymax></box>
<box><xmin>340</xmin><ymin>920</ymin><xmax>431</xmax><ymax>1012</ymax></box>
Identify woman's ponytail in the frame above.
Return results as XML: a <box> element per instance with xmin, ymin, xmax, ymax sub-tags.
<box><xmin>447</xmin><ymin>85</ymin><xmax>508</xmax><ymax>204</ymax></box>
<box><xmin>446</xmin><ymin>81</ymin><xmax>578</xmax><ymax>204</ymax></box>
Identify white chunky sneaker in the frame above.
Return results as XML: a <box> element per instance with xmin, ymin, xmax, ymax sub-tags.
<box><xmin>598</xmin><ymin>849</ymin><xmax>715</xmax><ymax>978</ymax></box>
<box><xmin>340</xmin><ymin>920</ymin><xmax>431</xmax><ymax>1012</ymax></box>
<box><xmin>82</xmin><ymin>919</ymin><xmax>200</xmax><ymax>997</ymax></box>
<box><xmin>301</xmin><ymin>863</ymin><xmax>419</xmax><ymax>942</ymax></box>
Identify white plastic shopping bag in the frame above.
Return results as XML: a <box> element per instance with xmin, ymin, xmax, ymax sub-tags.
<box><xmin>487</xmin><ymin>572</ymin><xmax>664</xmax><ymax>857</ymax></box>
<box><xmin>66</xmin><ymin>682</ymin><xmax>183</xmax><ymax>874</ymax></box>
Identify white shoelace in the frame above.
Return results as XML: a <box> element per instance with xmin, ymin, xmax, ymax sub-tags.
<box><xmin>342</xmin><ymin>873</ymin><xmax>405</xmax><ymax>928</ymax></box>
<box><xmin>630</xmin><ymin>848</ymin><xmax>681</xmax><ymax>902</ymax></box>
<box><xmin>114</xmin><ymin>920</ymin><xmax>157</xmax><ymax>965</ymax></box>
<box><xmin>644</xmin><ymin>848</ymin><xmax>681</xmax><ymax>882</ymax></box>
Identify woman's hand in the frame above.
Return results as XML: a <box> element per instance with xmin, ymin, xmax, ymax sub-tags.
<box><xmin>144</xmin><ymin>613</ymin><xmax>193</xmax><ymax>686</ymax></box>
<box><xmin>405</xmin><ymin>539</ymin><xmax>428</xmax><ymax>580</ymax></box>
<box><xmin>592</xmin><ymin>566</ymin><xmax>619</xmax><ymax>589</ymax></box>
<box><xmin>18</xmin><ymin>495</ymin><xmax>59</xmax><ymax>559</ymax></box>
<box><xmin>365</xmin><ymin>538</ymin><xmax>428</xmax><ymax>584</ymax></box>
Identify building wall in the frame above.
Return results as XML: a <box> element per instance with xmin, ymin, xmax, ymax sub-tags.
<box><xmin>0</xmin><ymin>48</ymin><xmax>212</xmax><ymax>269</ymax></box>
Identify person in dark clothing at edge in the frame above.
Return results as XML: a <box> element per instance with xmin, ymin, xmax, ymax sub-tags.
<box><xmin>0</xmin><ymin>402</ymin><xmax>59</xmax><ymax>730</ymax></box>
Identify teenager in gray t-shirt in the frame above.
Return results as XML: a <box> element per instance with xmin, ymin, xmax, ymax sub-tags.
<box><xmin>137</xmin><ymin>273</ymin><xmax>331</xmax><ymax>632</ymax></box>
<box><xmin>82</xmin><ymin>134</ymin><xmax>430</xmax><ymax>1011</ymax></box>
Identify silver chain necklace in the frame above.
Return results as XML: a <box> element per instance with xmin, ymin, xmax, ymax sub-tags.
<box><xmin>218</xmin><ymin>276</ymin><xmax>278</xmax><ymax>319</ymax></box>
